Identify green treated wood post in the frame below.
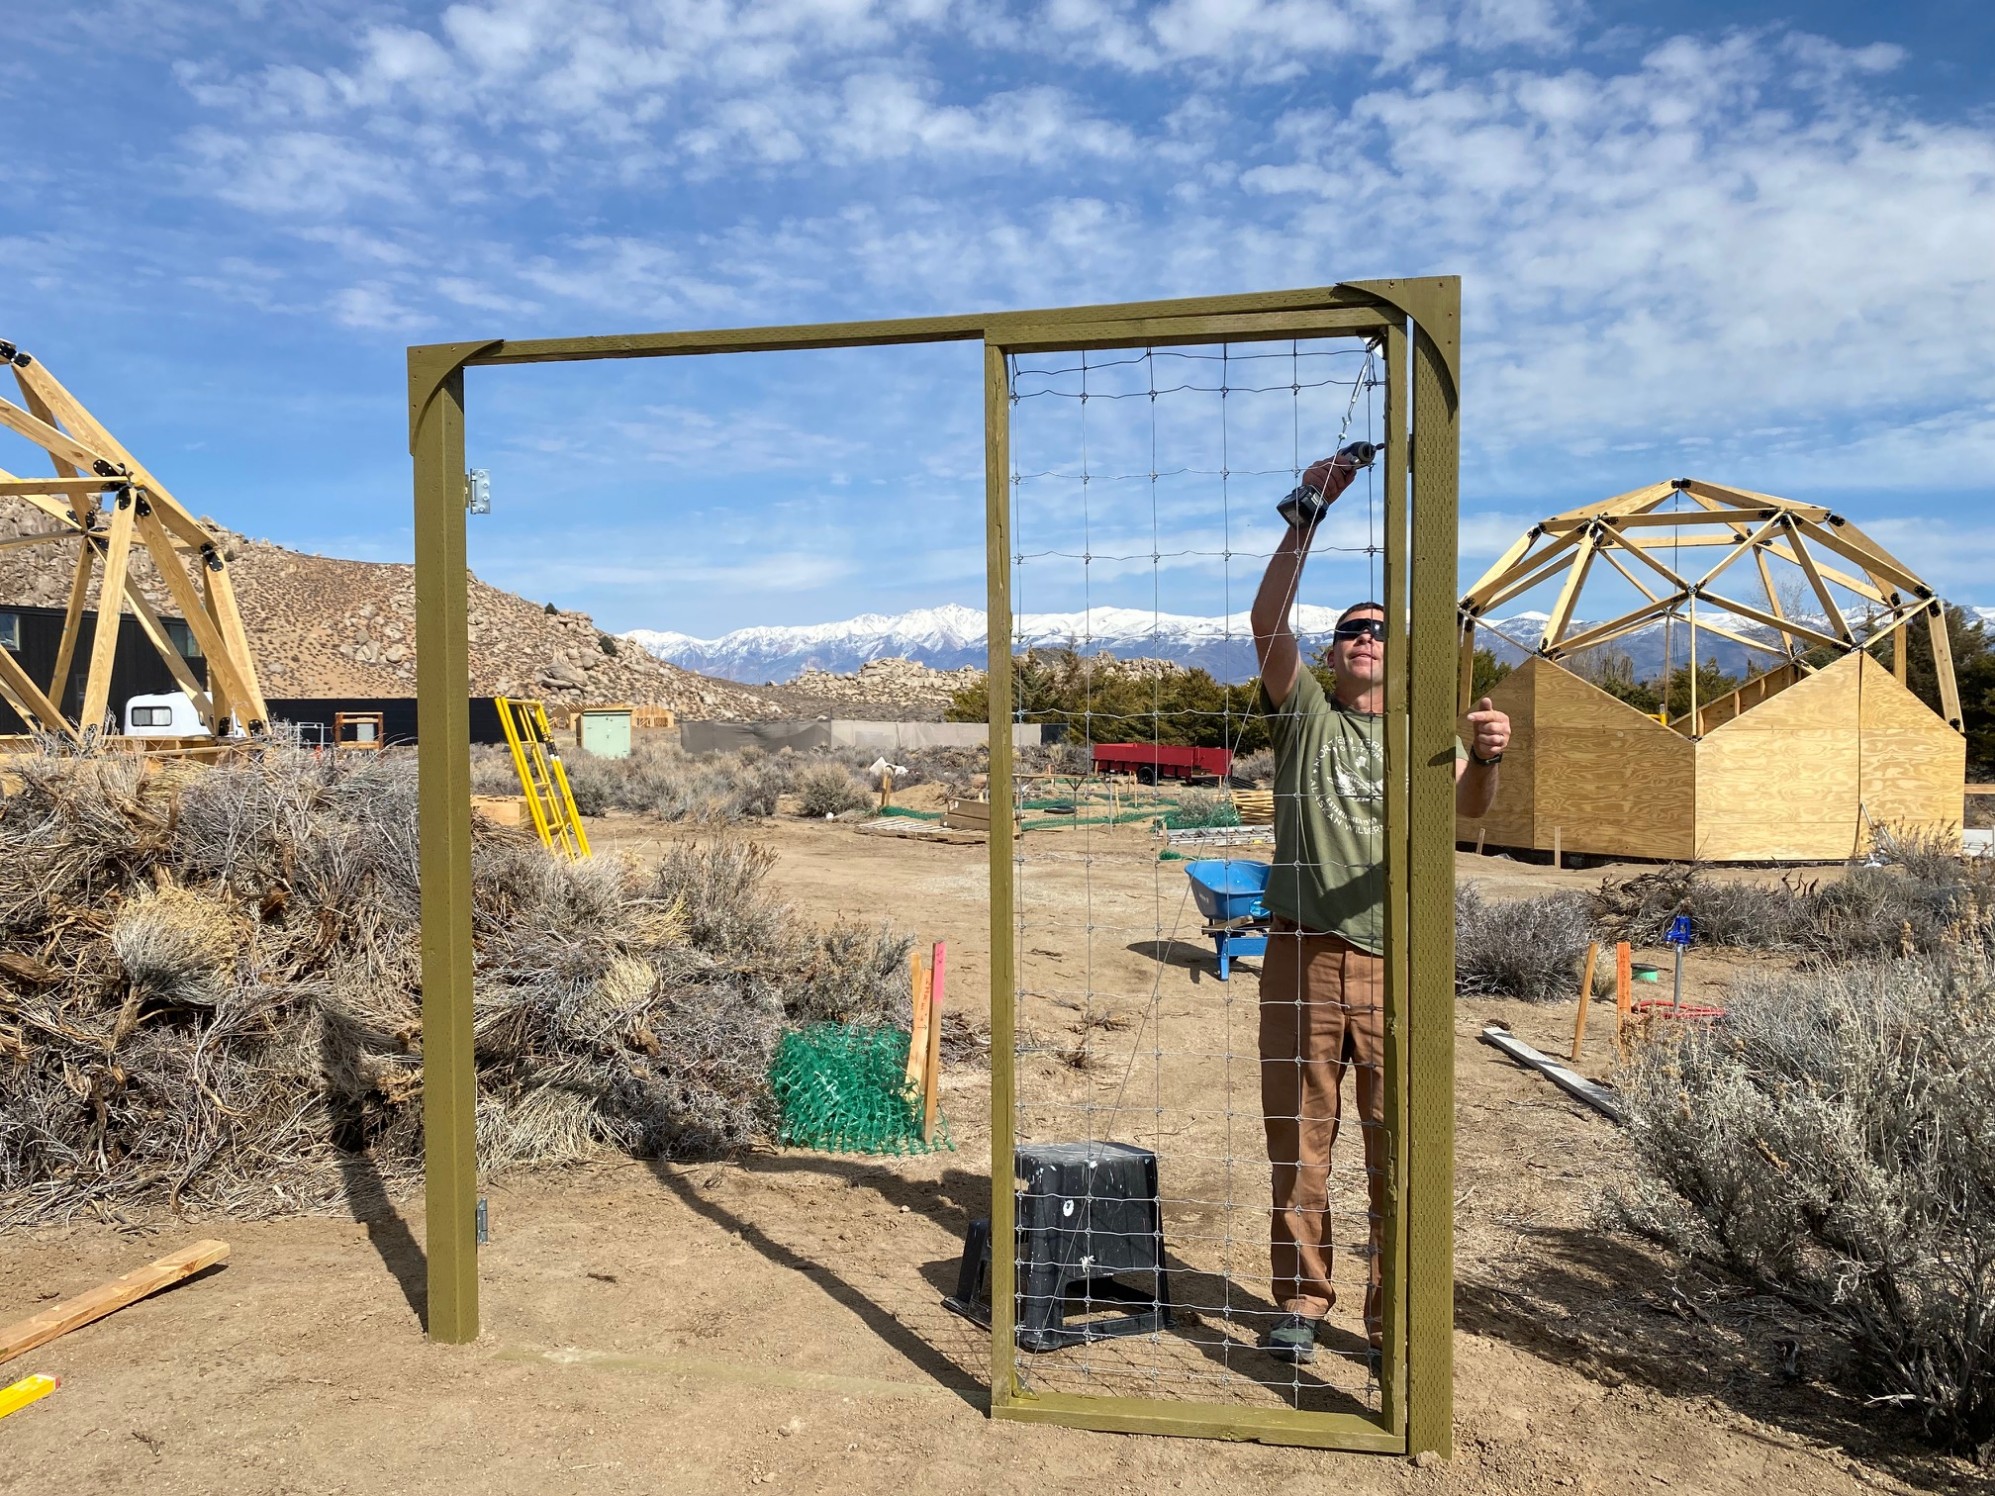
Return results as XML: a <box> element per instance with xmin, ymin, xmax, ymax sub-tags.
<box><xmin>1405</xmin><ymin>281</ymin><xmax>1462</xmax><ymax>1458</ymax></box>
<box><xmin>1378</xmin><ymin>318</ymin><xmax>1412</xmax><ymax>1435</ymax></box>
<box><xmin>983</xmin><ymin>340</ymin><xmax>1019</xmax><ymax>1408</ymax></box>
<box><xmin>409</xmin><ymin>345</ymin><xmax>482</xmax><ymax>1343</ymax></box>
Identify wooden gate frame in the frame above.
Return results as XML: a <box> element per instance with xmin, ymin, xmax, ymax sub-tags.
<box><xmin>406</xmin><ymin>278</ymin><xmax>1461</xmax><ymax>1456</ymax></box>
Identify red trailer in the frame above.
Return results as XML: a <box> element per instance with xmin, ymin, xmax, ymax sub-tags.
<box><xmin>1090</xmin><ymin>742</ymin><xmax>1234</xmax><ymax>785</ymax></box>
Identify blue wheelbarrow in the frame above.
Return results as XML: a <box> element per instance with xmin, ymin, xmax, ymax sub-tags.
<box><xmin>1184</xmin><ymin>859</ymin><xmax>1272</xmax><ymax>980</ymax></box>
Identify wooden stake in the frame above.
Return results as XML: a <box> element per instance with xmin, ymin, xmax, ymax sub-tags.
<box><xmin>1614</xmin><ymin>941</ymin><xmax>1633</xmax><ymax>1059</ymax></box>
<box><xmin>1551</xmin><ymin>826</ymin><xmax>1562</xmax><ymax>870</ymax></box>
<box><xmin>904</xmin><ymin>948</ymin><xmax>931</xmax><ymax>1089</ymax></box>
<box><xmin>879</xmin><ymin>767</ymin><xmax>893</xmax><ymax>811</ymax></box>
<box><xmin>0</xmin><ymin>1240</ymin><xmax>229</xmax><ymax>1366</ymax></box>
<box><xmin>922</xmin><ymin>941</ymin><xmax>947</xmax><ymax>1142</ymax></box>
<box><xmin>1475</xmin><ymin>827</ymin><xmax>1485</xmax><ymax>856</ymax></box>
<box><xmin>1569</xmin><ymin>940</ymin><xmax>1601</xmax><ymax>1062</ymax></box>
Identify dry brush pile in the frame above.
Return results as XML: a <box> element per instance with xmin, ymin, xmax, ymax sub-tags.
<box><xmin>473</xmin><ymin>739</ymin><xmax>901</xmax><ymax>824</ymax></box>
<box><xmin>0</xmin><ymin>749</ymin><xmax>910</xmax><ymax>1227</ymax></box>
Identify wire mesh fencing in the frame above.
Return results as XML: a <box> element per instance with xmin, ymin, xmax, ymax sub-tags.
<box><xmin>1000</xmin><ymin>336</ymin><xmax>1396</xmax><ymax>1419</ymax></box>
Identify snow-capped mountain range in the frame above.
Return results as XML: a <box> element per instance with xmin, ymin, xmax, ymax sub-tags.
<box><xmin>624</xmin><ymin>604</ymin><xmax>1346</xmax><ymax>683</ymax></box>
<box><xmin>627</xmin><ymin>603</ymin><xmax>1995</xmax><ymax>686</ymax></box>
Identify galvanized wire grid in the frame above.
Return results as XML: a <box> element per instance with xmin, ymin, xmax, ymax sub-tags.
<box><xmin>1007</xmin><ymin>338</ymin><xmax>1388</xmax><ymax>1413</ymax></box>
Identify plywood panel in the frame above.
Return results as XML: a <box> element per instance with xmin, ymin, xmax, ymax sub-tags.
<box><xmin>1856</xmin><ymin>653</ymin><xmax>1966</xmax><ymax>843</ymax></box>
<box><xmin>1457</xmin><ymin>656</ymin><xmax>1534</xmax><ymax>849</ymax></box>
<box><xmin>1694</xmin><ymin>660</ymin><xmax>1800</xmax><ymax>735</ymax></box>
<box><xmin>1531</xmin><ymin>662</ymin><xmax>1697</xmax><ymax>859</ymax></box>
<box><xmin>1696</xmin><ymin>652</ymin><xmax>1862</xmax><ymax>860</ymax></box>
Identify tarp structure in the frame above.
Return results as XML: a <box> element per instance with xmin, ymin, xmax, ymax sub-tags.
<box><xmin>679</xmin><ymin>719</ymin><xmax>1049</xmax><ymax>755</ymax></box>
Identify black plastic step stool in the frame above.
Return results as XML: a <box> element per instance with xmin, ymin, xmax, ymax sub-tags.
<box><xmin>943</xmin><ymin>1141</ymin><xmax>1173</xmax><ymax>1352</ymax></box>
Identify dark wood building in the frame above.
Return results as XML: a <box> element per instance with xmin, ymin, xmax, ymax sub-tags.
<box><xmin>0</xmin><ymin>603</ymin><xmax>208</xmax><ymax>736</ymax></box>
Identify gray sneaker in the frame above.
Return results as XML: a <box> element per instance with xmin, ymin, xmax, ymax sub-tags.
<box><xmin>1261</xmin><ymin>1312</ymin><xmax>1319</xmax><ymax>1365</ymax></box>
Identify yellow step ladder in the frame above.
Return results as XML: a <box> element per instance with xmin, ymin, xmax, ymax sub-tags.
<box><xmin>496</xmin><ymin>696</ymin><xmax>590</xmax><ymax>858</ymax></box>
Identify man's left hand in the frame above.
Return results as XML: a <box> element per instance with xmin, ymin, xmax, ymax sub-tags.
<box><xmin>1466</xmin><ymin>697</ymin><xmax>1510</xmax><ymax>761</ymax></box>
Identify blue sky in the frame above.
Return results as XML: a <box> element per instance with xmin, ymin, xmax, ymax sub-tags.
<box><xmin>5</xmin><ymin>1</ymin><xmax>1992</xmax><ymax>637</ymax></box>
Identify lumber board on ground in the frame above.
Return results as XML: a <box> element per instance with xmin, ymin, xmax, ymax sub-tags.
<box><xmin>941</xmin><ymin>797</ymin><xmax>1020</xmax><ymax>834</ymax></box>
<box><xmin>0</xmin><ymin>1240</ymin><xmax>229</xmax><ymax>1365</ymax></box>
<box><xmin>1478</xmin><ymin>1026</ymin><xmax>1623</xmax><ymax>1124</ymax></box>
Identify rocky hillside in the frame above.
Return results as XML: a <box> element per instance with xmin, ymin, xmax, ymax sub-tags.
<box><xmin>0</xmin><ymin>501</ymin><xmax>777</xmax><ymax>719</ymax></box>
<box><xmin>768</xmin><ymin>657</ymin><xmax>983</xmax><ymax>720</ymax></box>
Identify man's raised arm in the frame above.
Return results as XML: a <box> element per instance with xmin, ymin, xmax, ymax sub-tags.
<box><xmin>1250</xmin><ymin>445</ymin><xmax>1372</xmax><ymax>709</ymax></box>
<box><xmin>1251</xmin><ymin>525</ymin><xmax>1310</xmax><ymax>709</ymax></box>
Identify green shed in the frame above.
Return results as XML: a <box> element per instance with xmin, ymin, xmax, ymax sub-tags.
<box><xmin>577</xmin><ymin>706</ymin><xmax>634</xmax><ymax>759</ymax></box>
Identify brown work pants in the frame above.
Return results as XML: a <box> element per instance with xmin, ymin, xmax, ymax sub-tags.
<box><xmin>1259</xmin><ymin>919</ymin><xmax>1387</xmax><ymax>1342</ymax></box>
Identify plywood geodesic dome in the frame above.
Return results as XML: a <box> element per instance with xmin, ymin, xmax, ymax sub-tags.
<box><xmin>1455</xmin><ymin>479</ymin><xmax>1965</xmax><ymax>861</ymax></box>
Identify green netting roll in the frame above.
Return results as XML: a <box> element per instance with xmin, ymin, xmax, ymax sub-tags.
<box><xmin>768</xmin><ymin>1023</ymin><xmax>952</xmax><ymax>1156</ymax></box>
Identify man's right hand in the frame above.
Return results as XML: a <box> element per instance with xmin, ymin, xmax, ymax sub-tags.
<box><xmin>1279</xmin><ymin>442</ymin><xmax>1378</xmax><ymax>530</ymax></box>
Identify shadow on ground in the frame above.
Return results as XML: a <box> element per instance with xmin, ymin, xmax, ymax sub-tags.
<box><xmin>646</xmin><ymin>1153</ymin><xmax>989</xmax><ymax>1408</ymax></box>
<box><xmin>1457</xmin><ymin>1225</ymin><xmax>1967</xmax><ymax>1490</ymax></box>
<box><xmin>322</xmin><ymin>1015</ymin><xmax>428</xmax><ymax>1331</ymax></box>
<box><xmin>650</xmin><ymin>1151</ymin><xmax>1373</xmax><ymax>1419</ymax></box>
<box><xmin>1126</xmin><ymin>938</ymin><xmax>1264</xmax><ymax>984</ymax></box>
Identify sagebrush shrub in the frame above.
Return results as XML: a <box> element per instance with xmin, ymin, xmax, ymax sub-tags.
<box><xmin>1454</xmin><ymin>884</ymin><xmax>1600</xmax><ymax>1002</ymax></box>
<box><xmin>1614</xmin><ymin>957</ymin><xmax>1995</xmax><ymax>1453</ymax></box>
<box><xmin>794</xmin><ymin>762</ymin><xmax>871</xmax><ymax>818</ymax></box>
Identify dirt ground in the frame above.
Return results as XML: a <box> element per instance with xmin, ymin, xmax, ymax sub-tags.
<box><xmin>1</xmin><ymin>810</ymin><xmax>1976</xmax><ymax>1495</ymax></box>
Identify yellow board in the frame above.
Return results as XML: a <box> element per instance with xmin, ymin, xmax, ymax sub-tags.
<box><xmin>496</xmin><ymin>696</ymin><xmax>591</xmax><ymax>859</ymax></box>
<box><xmin>0</xmin><ymin>1373</ymin><xmax>59</xmax><ymax>1420</ymax></box>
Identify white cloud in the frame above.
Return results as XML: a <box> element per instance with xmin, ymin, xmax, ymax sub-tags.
<box><xmin>183</xmin><ymin>127</ymin><xmax>413</xmax><ymax>217</ymax></box>
<box><xmin>330</xmin><ymin>282</ymin><xmax>435</xmax><ymax>331</ymax></box>
<box><xmin>1034</xmin><ymin>0</ymin><xmax>1577</xmax><ymax>72</ymax></box>
<box><xmin>28</xmin><ymin>6</ymin><xmax>1989</xmax><ymax>617</ymax></box>
<box><xmin>1241</xmin><ymin>31</ymin><xmax>1995</xmax><ymax>489</ymax></box>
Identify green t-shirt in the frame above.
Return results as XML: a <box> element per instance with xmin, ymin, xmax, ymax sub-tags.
<box><xmin>1261</xmin><ymin>670</ymin><xmax>1463</xmax><ymax>953</ymax></box>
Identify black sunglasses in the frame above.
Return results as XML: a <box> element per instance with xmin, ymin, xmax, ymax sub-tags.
<box><xmin>1332</xmin><ymin>618</ymin><xmax>1386</xmax><ymax>642</ymax></box>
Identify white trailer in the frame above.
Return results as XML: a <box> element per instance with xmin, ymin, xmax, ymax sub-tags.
<box><xmin>124</xmin><ymin>692</ymin><xmax>206</xmax><ymax>737</ymax></box>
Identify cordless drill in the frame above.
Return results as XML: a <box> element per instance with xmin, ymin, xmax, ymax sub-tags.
<box><xmin>1276</xmin><ymin>441</ymin><xmax>1378</xmax><ymax>530</ymax></box>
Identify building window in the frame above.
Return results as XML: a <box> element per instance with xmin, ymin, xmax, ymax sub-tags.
<box><xmin>0</xmin><ymin>613</ymin><xmax>17</xmax><ymax>652</ymax></box>
<box><xmin>164</xmin><ymin>618</ymin><xmax>203</xmax><ymax>658</ymax></box>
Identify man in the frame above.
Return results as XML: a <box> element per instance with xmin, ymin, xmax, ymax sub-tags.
<box><xmin>1246</xmin><ymin>444</ymin><xmax>1509</xmax><ymax>1367</ymax></box>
